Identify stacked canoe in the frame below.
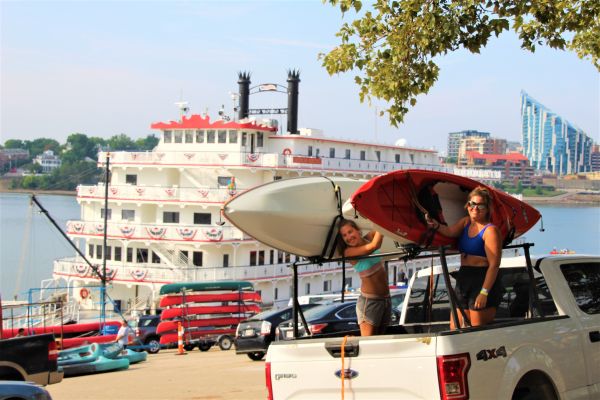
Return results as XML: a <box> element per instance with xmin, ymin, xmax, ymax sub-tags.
<box><xmin>157</xmin><ymin>281</ymin><xmax>261</xmax><ymax>346</ymax></box>
<box><xmin>3</xmin><ymin>321</ymin><xmax>121</xmax><ymax>349</ymax></box>
<box><xmin>58</xmin><ymin>342</ymin><xmax>147</xmax><ymax>377</ymax></box>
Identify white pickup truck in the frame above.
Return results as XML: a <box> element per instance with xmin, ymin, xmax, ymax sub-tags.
<box><xmin>266</xmin><ymin>252</ymin><xmax>600</xmax><ymax>400</ymax></box>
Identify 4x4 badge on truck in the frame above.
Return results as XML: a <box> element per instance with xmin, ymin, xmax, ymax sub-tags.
<box><xmin>476</xmin><ymin>345</ymin><xmax>507</xmax><ymax>361</ymax></box>
<box><xmin>335</xmin><ymin>369</ymin><xmax>359</xmax><ymax>379</ymax></box>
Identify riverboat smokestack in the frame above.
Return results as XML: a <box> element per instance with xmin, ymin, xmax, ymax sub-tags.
<box><xmin>287</xmin><ymin>70</ymin><xmax>300</xmax><ymax>134</ymax></box>
<box><xmin>238</xmin><ymin>71</ymin><xmax>251</xmax><ymax>120</ymax></box>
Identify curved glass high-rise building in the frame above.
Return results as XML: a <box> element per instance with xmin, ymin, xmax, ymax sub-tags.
<box><xmin>521</xmin><ymin>91</ymin><xmax>593</xmax><ymax>175</ymax></box>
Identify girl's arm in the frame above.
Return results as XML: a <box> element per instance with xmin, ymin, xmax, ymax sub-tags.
<box><xmin>344</xmin><ymin>231</ymin><xmax>383</xmax><ymax>258</ymax></box>
<box><xmin>428</xmin><ymin>216</ymin><xmax>468</xmax><ymax>238</ymax></box>
<box><xmin>474</xmin><ymin>225</ymin><xmax>502</xmax><ymax>309</ymax></box>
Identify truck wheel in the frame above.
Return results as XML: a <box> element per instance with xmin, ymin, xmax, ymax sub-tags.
<box><xmin>198</xmin><ymin>342</ymin><xmax>212</xmax><ymax>352</ymax></box>
<box><xmin>513</xmin><ymin>372</ymin><xmax>558</xmax><ymax>400</ymax></box>
<box><xmin>145</xmin><ymin>338</ymin><xmax>161</xmax><ymax>354</ymax></box>
<box><xmin>218</xmin><ymin>335</ymin><xmax>233</xmax><ymax>351</ymax></box>
<box><xmin>183</xmin><ymin>344</ymin><xmax>195</xmax><ymax>351</ymax></box>
<box><xmin>247</xmin><ymin>352</ymin><xmax>265</xmax><ymax>361</ymax></box>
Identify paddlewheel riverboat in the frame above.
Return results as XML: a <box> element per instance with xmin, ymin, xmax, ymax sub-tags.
<box><xmin>52</xmin><ymin>71</ymin><xmax>445</xmax><ymax>312</ymax></box>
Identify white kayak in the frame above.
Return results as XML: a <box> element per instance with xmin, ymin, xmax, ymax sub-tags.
<box><xmin>222</xmin><ymin>176</ymin><xmax>402</xmax><ymax>259</ymax></box>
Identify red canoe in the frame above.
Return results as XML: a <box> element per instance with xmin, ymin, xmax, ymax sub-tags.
<box><xmin>156</xmin><ymin>317</ymin><xmax>246</xmax><ymax>334</ymax></box>
<box><xmin>160</xmin><ymin>304</ymin><xmax>261</xmax><ymax>320</ymax></box>
<box><xmin>347</xmin><ymin>169</ymin><xmax>541</xmax><ymax>249</ymax></box>
<box><xmin>2</xmin><ymin>321</ymin><xmax>121</xmax><ymax>339</ymax></box>
<box><xmin>159</xmin><ymin>292</ymin><xmax>261</xmax><ymax>308</ymax></box>
<box><xmin>159</xmin><ymin>328</ymin><xmax>237</xmax><ymax>345</ymax></box>
<box><xmin>60</xmin><ymin>334</ymin><xmax>117</xmax><ymax>349</ymax></box>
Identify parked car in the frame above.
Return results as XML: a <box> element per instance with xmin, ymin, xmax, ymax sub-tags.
<box><xmin>235</xmin><ymin>304</ymin><xmax>318</xmax><ymax>361</ymax></box>
<box><xmin>0</xmin><ymin>381</ymin><xmax>53</xmax><ymax>400</ymax></box>
<box><xmin>133</xmin><ymin>315</ymin><xmax>161</xmax><ymax>354</ymax></box>
<box><xmin>276</xmin><ymin>301</ymin><xmax>359</xmax><ymax>340</ymax></box>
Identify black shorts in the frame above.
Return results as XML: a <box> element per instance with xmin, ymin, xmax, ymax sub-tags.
<box><xmin>454</xmin><ymin>266</ymin><xmax>502</xmax><ymax>310</ymax></box>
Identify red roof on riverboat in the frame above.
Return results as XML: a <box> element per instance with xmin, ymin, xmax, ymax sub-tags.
<box><xmin>150</xmin><ymin>114</ymin><xmax>277</xmax><ymax>132</ymax></box>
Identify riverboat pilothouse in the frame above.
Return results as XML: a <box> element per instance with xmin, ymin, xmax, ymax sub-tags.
<box><xmin>52</xmin><ymin>71</ymin><xmax>444</xmax><ymax>312</ymax></box>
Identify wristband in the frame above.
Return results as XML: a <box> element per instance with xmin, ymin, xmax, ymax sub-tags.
<box><xmin>480</xmin><ymin>288</ymin><xmax>489</xmax><ymax>296</ymax></box>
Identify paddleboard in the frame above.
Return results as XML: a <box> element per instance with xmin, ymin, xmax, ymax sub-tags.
<box><xmin>222</xmin><ymin>176</ymin><xmax>402</xmax><ymax>259</ymax></box>
<box><xmin>156</xmin><ymin>317</ymin><xmax>246</xmax><ymax>334</ymax></box>
<box><xmin>159</xmin><ymin>281</ymin><xmax>253</xmax><ymax>295</ymax></box>
<box><xmin>159</xmin><ymin>292</ymin><xmax>261</xmax><ymax>308</ymax></box>
<box><xmin>345</xmin><ymin>169</ymin><xmax>541</xmax><ymax>249</ymax></box>
<box><xmin>160</xmin><ymin>304</ymin><xmax>261</xmax><ymax>320</ymax></box>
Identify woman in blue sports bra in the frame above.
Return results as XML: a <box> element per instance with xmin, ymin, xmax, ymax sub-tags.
<box><xmin>427</xmin><ymin>186</ymin><xmax>502</xmax><ymax>329</ymax></box>
<box><xmin>338</xmin><ymin>219</ymin><xmax>391</xmax><ymax>336</ymax></box>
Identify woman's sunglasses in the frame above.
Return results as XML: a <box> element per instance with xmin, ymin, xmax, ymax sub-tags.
<box><xmin>467</xmin><ymin>201</ymin><xmax>487</xmax><ymax>210</ymax></box>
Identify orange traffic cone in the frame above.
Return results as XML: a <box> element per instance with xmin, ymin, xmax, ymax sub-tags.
<box><xmin>176</xmin><ymin>321</ymin><xmax>187</xmax><ymax>356</ymax></box>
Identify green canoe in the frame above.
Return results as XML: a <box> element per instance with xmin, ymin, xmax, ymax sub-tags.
<box><xmin>159</xmin><ymin>281</ymin><xmax>254</xmax><ymax>295</ymax></box>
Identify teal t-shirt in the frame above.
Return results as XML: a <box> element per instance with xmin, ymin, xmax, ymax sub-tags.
<box><xmin>353</xmin><ymin>250</ymin><xmax>382</xmax><ymax>273</ymax></box>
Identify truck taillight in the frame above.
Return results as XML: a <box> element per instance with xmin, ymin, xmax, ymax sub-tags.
<box><xmin>48</xmin><ymin>340</ymin><xmax>58</xmax><ymax>361</ymax></box>
<box><xmin>260</xmin><ymin>321</ymin><xmax>272</xmax><ymax>336</ymax></box>
<box><xmin>265</xmin><ymin>361</ymin><xmax>274</xmax><ymax>400</ymax></box>
<box><xmin>437</xmin><ymin>353</ymin><xmax>470</xmax><ymax>400</ymax></box>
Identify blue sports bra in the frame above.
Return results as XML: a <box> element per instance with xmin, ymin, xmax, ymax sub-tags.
<box><xmin>353</xmin><ymin>250</ymin><xmax>382</xmax><ymax>273</ymax></box>
<box><xmin>458</xmin><ymin>223</ymin><xmax>491</xmax><ymax>257</ymax></box>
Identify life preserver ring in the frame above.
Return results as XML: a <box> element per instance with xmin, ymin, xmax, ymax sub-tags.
<box><xmin>282</xmin><ymin>148</ymin><xmax>292</xmax><ymax>156</ymax></box>
<box><xmin>80</xmin><ymin>288</ymin><xmax>89</xmax><ymax>299</ymax></box>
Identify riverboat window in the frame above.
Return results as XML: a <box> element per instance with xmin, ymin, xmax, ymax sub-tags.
<box><xmin>269</xmin><ymin>250</ymin><xmax>274</xmax><ymax>264</ymax></box>
<box><xmin>105</xmin><ymin>246</ymin><xmax>112</xmax><ymax>260</ymax></box>
<box><xmin>257</xmin><ymin>132</ymin><xmax>264</xmax><ymax>147</ymax></box>
<box><xmin>193</xmin><ymin>251</ymin><xmax>203</xmax><ymax>267</ymax></box>
<box><xmin>308</xmin><ymin>146</ymin><xmax>313</xmax><ymax>157</ymax></box>
<box><xmin>273</xmin><ymin>176</ymin><xmax>282</xmax><ymax>181</ymax></box>
<box><xmin>323</xmin><ymin>280</ymin><xmax>331</xmax><ymax>292</ymax></box>
<box><xmin>174</xmin><ymin>131</ymin><xmax>183</xmax><ymax>144</ymax></box>
<box><xmin>217</xmin><ymin>176</ymin><xmax>234</xmax><ymax>187</ymax></box>
<box><xmin>151</xmin><ymin>251</ymin><xmax>160</xmax><ymax>264</ymax></box>
<box><xmin>194</xmin><ymin>213</ymin><xmax>211</xmax><ymax>225</ymax></box>
<box><xmin>410</xmin><ymin>154</ymin><xmax>415</xmax><ymax>164</ymax></box>
<box><xmin>114</xmin><ymin>247</ymin><xmax>122</xmax><ymax>262</ymax></box>
<box><xmin>561</xmin><ymin>262</ymin><xmax>600</xmax><ymax>315</ymax></box>
<box><xmin>125</xmin><ymin>174</ymin><xmax>137</xmax><ymax>185</ymax></box>
<box><xmin>122</xmin><ymin>209</ymin><xmax>135</xmax><ymax>221</ymax></box>
<box><xmin>316</xmin><ymin>148</ymin><xmax>320</xmax><ymax>158</ymax></box>
<box><xmin>180</xmin><ymin>250</ymin><xmax>188</xmax><ymax>264</ymax></box>
<box><xmin>207</xmin><ymin>130</ymin><xmax>216</xmax><ymax>143</ymax></box>
<box><xmin>329</xmin><ymin>148</ymin><xmax>335</xmax><ymax>158</ymax></box>
<box><xmin>360</xmin><ymin>151</ymin><xmax>366</xmax><ymax>161</ymax></box>
<box><xmin>218</xmin><ymin>130</ymin><xmax>227</xmax><ymax>144</ymax></box>
<box><xmin>375</xmin><ymin>150</ymin><xmax>381</xmax><ymax>162</ymax></box>
<box><xmin>96</xmin><ymin>245</ymin><xmax>103</xmax><ymax>260</ymax></box>
<box><xmin>127</xmin><ymin>248</ymin><xmax>133</xmax><ymax>263</ymax></box>
<box><xmin>101</xmin><ymin>208</ymin><xmax>112</xmax><ymax>220</ymax></box>
<box><xmin>345</xmin><ymin>149</ymin><xmax>351</xmax><ymax>159</ymax></box>
<box><xmin>164</xmin><ymin>131</ymin><xmax>172</xmax><ymax>143</ymax></box>
<box><xmin>258</xmin><ymin>250</ymin><xmax>265</xmax><ymax>265</ymax></box>
<box><xmin>223</xmin><ymin>254</ymin><xmax>229</xmax><ymax>268</ymax></box>
<box><xmin>250</xmin><ymin>251</ymin><xmax>257</xmax><ymax>266</ymax></box>
<box><xmin>228</xmin><ymin>130</ymin><xmax>238</xmax><ymax>143</ymax></box>
<box><xmin>277</xmin><ymin>251</ymin><xmax>283</xmax><ymax>264</ymax></box>
<box><xmin>241</xmin><ymin>132</ymin><xmax>247</xmax><ymax>146</ymax></box>
<box><xmin>185</xmin><ymin>130</ymin><xmax>194</xmax><ymax>143</ymax></box>
<box><xmin>344</xmin><ymin>277</ymin><xmax>353</xmax><ymax>289</ymax></box>
<box><xmin>305</xmin><ymin>283</ymin><xmax>311</xmax><ymax>294</ymax></box>
<box><xmin>136</xmin><ymin>248</ymin><xmax>148</xmax><ymax>263</ymax></box>
<box><xmin>163</xmin><ymin>211</ymin><xmax>180</xmax><ymax>223</ymax></box>
<box><xmin>196</xmin><ymin>130</ymin><xmax>205</xmax><ymax>143</ymax></box>
<box><xmin>274</xmin><ymin>288</ymin><xmax>279</xmax><ymax>300</ymax></box>
<box><xmin>89</xmin><ymin>244</ymin><xmax>94</xmax><ymax>258</ymax></box>
<box><xmin>395</xmin><ymin>154</ymin><xmax>400</xmax><ymax>163</ymax></box>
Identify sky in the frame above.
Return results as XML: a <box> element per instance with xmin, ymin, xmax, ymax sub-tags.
<box><xmin>1</xmin><ymin>1</ymin><xmax>598</xmax><ymax>155</ymax></box>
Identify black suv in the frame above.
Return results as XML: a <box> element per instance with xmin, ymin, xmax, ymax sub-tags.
<box><xmin>134</xmin><ymin>314</ymin><xmax>161</xmax><ymax>354</ymax></box>
<box><xmin>276</xmin><ymin>301</ymin><xmax>359</xmax><ymax>340</ymax></box>
<box><xmin>235</xmin><ymin>304</ymin><xmax>318</xmax><ymax>361</ymax></box>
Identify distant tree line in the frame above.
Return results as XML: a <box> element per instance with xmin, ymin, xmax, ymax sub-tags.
<box><xmin>2</xmin><ymin>133</ymin><xmax>158</xmax><ymax>191</ymax></box>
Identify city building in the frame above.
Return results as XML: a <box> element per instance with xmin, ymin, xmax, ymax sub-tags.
<box><xmin>457</xmin><ymin>136</ymin><xmax>507</xmax><ymax>163</ymax></box>
<box><xmin>0</xmin><ymin>149</ymin><xmax>30</xmax><ymax>170</ymax></box>
<box><xmin>592</xmin><ymin>144</ymin><xmax>600</xmax><ymax>172</ymax></box>
<box><xmin>33</xmin><ymin>150</ymin><xmax>62</xmax><ymax>173</ymax></box>
<box><xmin>521</xmin><ymin>91</ymin><xmax>593</xmax><ymax>175</ymax></box>
<box><xmin>462</xmin><ymin>151</ymin><xmax>535</xmax><ymax>186</ymax></box>
<box><xmin>446</xmin><ymin>130</ymin><xmax>490</xmax><ymax>161</ymax></box>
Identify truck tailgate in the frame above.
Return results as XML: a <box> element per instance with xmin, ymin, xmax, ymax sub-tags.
<box><xmin>267</xmin><ymin>334</ymin><xmax>440</xmax><ymax>399</ymax></box>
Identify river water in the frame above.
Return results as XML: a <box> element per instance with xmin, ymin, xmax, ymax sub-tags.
<box><xmin>1</xmin><ymin>193</ymin><xmax>599</xmax><ymax>300</ymax></box>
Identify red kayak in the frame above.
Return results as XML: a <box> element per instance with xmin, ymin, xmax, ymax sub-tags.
<box><xmin>60</xmin><ymin>334</ymin><xmax>117</xmax><ymax>349</ymax></box>
<box><xmin>2</xmin><ymin>321</ymin><xmax>121</xmax><ymax>339</ymax></box>
<box><xmin>159</xmin><ymin>292</ymin><xmax>261</xmax><ymax>308</ymax></box>
<box><xmin>346</xmin><ymin>169</ymin><xmax>541</xmax><ymax>249</ymax></box>
<box><xmin>156</xmin><ymin>317</ymin><xmax>246</xmax><ymax>334</ymax></box>
<box><xmin>159</xmin><ymin>328</ymin><xmax>237</xmax><ymax>345</ymax></box>
<box><xmin>160</xmin><ymin>304</ymin><xmax>261</xmax><ymax>320</ymax></box>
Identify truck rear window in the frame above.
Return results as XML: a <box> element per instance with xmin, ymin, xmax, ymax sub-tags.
<box><xmin>560</xmin><ymin>262</ymin><xmax>600</xmax><ymax>315</ymax></box>
<box><xmin>405</xmin><ymin>267</ymin><xmax>558</xmax><ymax>323</ymax></box>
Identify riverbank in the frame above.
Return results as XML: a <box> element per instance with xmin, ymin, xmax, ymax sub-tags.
<box><xmin>523</xmin><ymin>192</ymin><xmax>600</xmax><ymax>205</ymax></box>
<box><xmin>0</xmin><ymin>178</ymin><xmax>76</xmax><ymax>196</ymax></box>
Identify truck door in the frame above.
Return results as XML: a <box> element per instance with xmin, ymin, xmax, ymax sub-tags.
<box><xmin>559</xmin><ymin>261</ymin><xmax>600</xmax><ymax>397</ymax></box>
